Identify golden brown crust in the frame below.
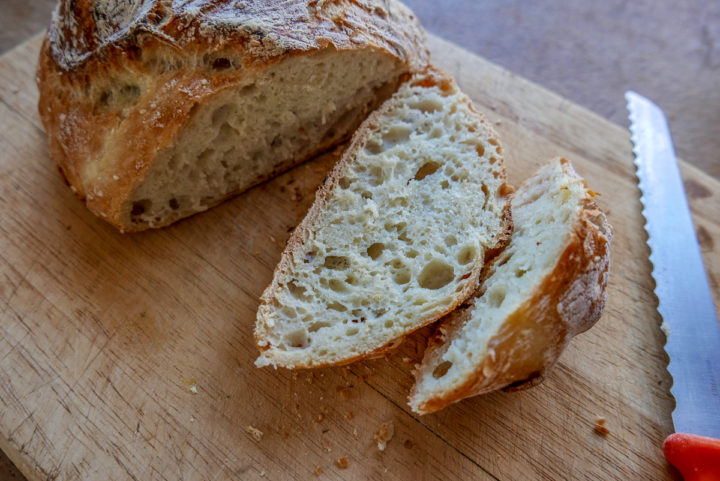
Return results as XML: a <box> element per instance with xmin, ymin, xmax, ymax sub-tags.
<box><xmin>37</xmin><ymin>0</ymin><xmax>429</xmax><ymax>231</ymax></box>
<box><xmin>412</xmin><ymin>157</ymin><xmax>612</xmax><ymax>414</ymax></box>
<box><xmin>254</xmin><ymin>66</ymin><xmax>514</xmax><ymax>369</ymax></box>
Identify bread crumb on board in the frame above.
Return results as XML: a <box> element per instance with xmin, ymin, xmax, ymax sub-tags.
<box><xmin>594</xmin><ymin>417</ymin><xmax>610</xmax><ymax>436</ymax></box>
<box><xmin>246</xmin><ymin>425</ymin><xmax>264</xmax><ymax>442</ymax></box>
<box><xmin>335</xmin><ymin>457</ymin><xmax>349</xmax><ymax>469</ymax></box>
<box><xmin>313</xmin><ymin>466</ymin><xmax>323</xmax><ymax>476</ymax></box>
<box><xmin>374</xmin><ymin>421</ymin><xmax>395</xmax><ymax>451</ymax></box>
<box><xmin>189</xmin><ymin>384</ymin><xmax>198</xmax><ymax>394</ymax></box>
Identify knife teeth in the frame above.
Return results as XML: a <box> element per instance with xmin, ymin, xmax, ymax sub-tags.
<box><xmin>626</xmin><ymin>90</ymin><xmax>720</xmax><ymax>437</ymax></box>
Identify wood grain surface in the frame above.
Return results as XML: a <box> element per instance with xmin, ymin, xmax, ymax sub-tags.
<box><xmin>1</xmin><ymin>31</ymin><xmax>718</xmax><ymax>480</ymax></box>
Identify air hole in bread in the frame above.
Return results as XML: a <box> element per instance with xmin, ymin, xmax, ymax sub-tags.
<box><xmin>131</xmin><ymin>199</ymin><xmax>151</xmax><ymax>217</ymax></box>
<box><xmin>382</xmin><ymin>125</ymin><xmax>412</xmax><ymax>147</ymax></box>
<box><xmin>346</xmin><ymin>327</ymin><xmax>359</xmax><ymax>336</ymax></box>
<box><xmin>457</xmin><ymin>245</ymin><xmax>478</xmax><ymax>265</ymax></box>
<box><xmin>514</xmin><ymin>268</ymin><xmax>528</xmax><ymax>278</ymax></box>
<box><xmin>444</xmin><ymin>236</ymin><xmax>457</xmax><ymax>247</ymax></box>
<box><xmin>393</xmin><ymin>268</ymin><xmax>411</xmax><ymax>285</ymax></box>
<box><xmin>488</xmin><ymin>287</ymin><xmax>506</xmax><ymax>308</ymax></box>
<box><xmin>365</xmin><ymin>140</ymin><xmax>383</xmax><ymax>155</ymax></box>
<box><xmin>327</xmin><ymin>302</ymin><xmax>347</xmax><ymax>312</ymax></box>
<box><xmin>476</xmin><ymin>144</ymin><xmax>485</xmax><ymax>157</ymax></box>
<box><xmin>308</xmin><ymin>321</ymin><xmax>331</xmax><ymax>333</ymax></box>
<box><xmin>495</xmin><ymin>252</ymin><xmax>512</xmax><ymax>268</ymax></box>
<box><xmin>384</xmin><ymin>320</ymin><xmax>394</xmax><ymax>328</ymax></box>
<box><xmin>168</xmin><ymin>198</ymin><xmax>179</xmax><ymax>210</ymax></box>
<box><xmin>408</xmin><ymin>98</ymin><xmax>443</xmax><ymax>113</ymax></box>
<box><xmin>418</xmin><ymin>260</ymin><xmax>454</xmax><ymax>290</ymax></box>
<box><xmin>288</xmin><ymin>280</ymin><xmax>310</xmax><ymax>300</ymax></box>
<box><xmin>367</xmin><ymin>243</ymin><xmax>385</xmax><ymax>260</ymax></box>
<box><xmin>432</xmin><ymin>361</ymin><xmax>452</xmax><ymax>379</ymax></box>
<box><xmin>212</xmin><ymin>57</ymin><xmax>232</xmax><ymax>70</ymax></box>
<box><xmin>339</xmin><ymin>177</ymin><xmax>351</xmax><ymax>189</ymax></box>
<box><xmin>440</xmin><ymin>180</ymin><xmax>450</xmax><ymax>190</ymax></box>
<box><xmin>481</xmin><ymin>183</ymin><xmax>490</xmax><ymax>209</ymax></box>
<box><xmin>406</xmin><ymin>249</ymin><xmax>419</xmax><ymax>259</ymax></box>
<box><xmin>324</xmin><ymin>256</ymin><xmax>350</xmax><ymax>270</ymax></box>
<box><xmin>489</xmin><ymin>156</ymin><xmax>497</xmax><ymax>165</ymax></box>
<box><xmin>284</xmin><ymin>329</ymin><xmax>310</xmax><ymax>349</ymax></box>
<box><xmin>369</xmin><ymin>166</ymin><xmax>385</xmax><ymax>186</ymax></box>
<box><xmin>414</xmin><ymin>161</ymin><xmax>441</xmax><ymax>181</ymax></box>
<box><xmin>329</xmin><ymin>279</ymin><xmax>346</xmax><ymax>292</ymax></box>
<box><xmin>212</xmin><ymin>104</ymin><xmax>235</xmax><ymax>127</ymax></box>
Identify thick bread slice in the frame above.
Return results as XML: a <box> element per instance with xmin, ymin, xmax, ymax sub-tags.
<box><xmin>410</xmin><ymin>158</ymin><xmax>612</xmax><ymax>415</ymax></box>
<box><xmin>255</xmin><ymin>68</ymin><xmax>512</xmax><ymax>369</ymax></box>
<box><xmin>37</xmin><ymin>0</ymin><xmax>428</xmax><ymax>232</ymax></box>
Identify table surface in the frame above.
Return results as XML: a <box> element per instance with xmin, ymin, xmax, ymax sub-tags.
<box><xmin>1</xmin><ymin>1</ymin><xmax>717</xmax><ymax>480</ymax></box>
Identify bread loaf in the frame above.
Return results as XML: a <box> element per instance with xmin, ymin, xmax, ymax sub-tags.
<box><xmin>255</xmin><ymin>67</ymin><xmax>512</xmax><ymax>369</ymax></box>
<box><xmin>37</xmin><ymin>0</ymin><xmax>428</xmax><ymax>231</ymax></box>
<box><xmin>409</xmin><ymin>158</ymin><xmax>612</xmax><ymax>415</ymax></box>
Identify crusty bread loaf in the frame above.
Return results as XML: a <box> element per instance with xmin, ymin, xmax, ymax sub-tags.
<box><xmin>255</xmin><ymin>67</ymin><xmax>512</xmax><ymax>369</ymax></box>
<box><xmin>409</xmin><ymin>158</ymin><xmax>612</xmax><ymax>415</ymax></box>
<box><xmin>37</xmin><ymin>0</ymin><xmax>428</xmax><ymax>232</ymax></box>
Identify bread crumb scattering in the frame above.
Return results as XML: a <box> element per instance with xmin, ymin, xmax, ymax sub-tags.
<box><xmin>335</xmin><ymin>457</ymin><xmax>349</xmax><ymax>469</ymax></box>
<box><xmin>344</xmin><ymin>411</ymin><xmax>354</xmax><ymax>420</ymax></box>
<box><xmin>594</xmin><ymin>417</ymin><xmax>610</xmax><ymax>437</ymax></box>
<box><xmin>313</xmin><ymin>466</ymin><xmax>323</xmax><ymax>476</ymax></box>
<box><xmin>189</xmin><ymin>384</ymin><xmax>198</xmax><ymax>394</ymax></box>
<box><xmin>373</xmin><ymin>421</ymin><xmax>395</xmax><ymax>451</ymax></box>
<box><xmin>246</xmin><ymin>425</ymin><xmax>264</xmax><ymax>442</ymax></box>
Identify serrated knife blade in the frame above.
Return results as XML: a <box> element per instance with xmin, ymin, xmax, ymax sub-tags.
<box><xmin>626</xmin><ymin>91</ymin><xmax>720</xmax><ymax>478</ymax></box>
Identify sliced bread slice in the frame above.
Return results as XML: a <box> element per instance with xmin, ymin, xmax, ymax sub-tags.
<box><xmin>409</xmin><ymin>158</ymin><xmax>612</xmax><ymax>414</ymax></box>
<box><xmin>255</xmin><ymin>67</ymin><xmax>512</xmax><ymax>369</ymax></box>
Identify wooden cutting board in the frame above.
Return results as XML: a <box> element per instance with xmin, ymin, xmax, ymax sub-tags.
<box><xmin>1</xmin><ymin>33</ymin><xmax>719</xmax><ymax>481</ymax></box>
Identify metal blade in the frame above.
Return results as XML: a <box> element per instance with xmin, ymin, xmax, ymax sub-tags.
<box><xmin>626</xmin><ymin>91</ymin><xmax>720</xmax><ymax>437</ymax></box>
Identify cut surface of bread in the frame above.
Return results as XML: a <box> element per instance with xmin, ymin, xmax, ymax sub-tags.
<box><xmin>410</xmin><ymin>158</ymin><xmax>612</xmax><ymax>415</ymax></box>
<box><xmin>255</xmin><ymin>68</ymin><xmax>512</xmax><ymax>369</ymax></box>
<box><xmin>37</xmin><ymin>0</ymin><xmax>428</xmax><ymax>231</ymax></box>
<box><xmin>124</xmin><ymin>50</ymin><xmax>401</xmax><ymax>229</ymax></box>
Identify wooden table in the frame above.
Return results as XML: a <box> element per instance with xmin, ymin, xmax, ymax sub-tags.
<box><xmin>1</xmin><ymin>2</ymin><xmax>718</xmax><ymax>480</ymax></box>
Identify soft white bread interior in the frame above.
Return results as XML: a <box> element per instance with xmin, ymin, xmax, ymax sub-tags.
<box><xmin>37</xmin><ymin>0</ymin><xmax>428</xmax><ymax>232</ymax></box>
<box><xmin>409</xmin><ymin>158</ymin><xmax>612</xmax><ymax>415</ymax></box>
<box><xmin>255</xmin><ymin>68</ymin><xmax>512</xmax><ymax>369</ymax></box>
<box><xmin>125</xmin><ymin>51</ymin><xmax>403</xmax><ymax>229</ymax></box>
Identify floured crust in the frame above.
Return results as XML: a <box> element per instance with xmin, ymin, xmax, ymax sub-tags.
<box><xmin>37</xmin><ymin>0</ymin><xmax>429</xmax><ymax>231</ymax></box>
<box><xmin>410</xmin><ymin>158</ymin><xmax>612</xmax><ymax>414</ymax></box>
<box><xmin>254</xmin><ymin>67</ymin><xmax>513</xmax><ymax>369</ymax></box>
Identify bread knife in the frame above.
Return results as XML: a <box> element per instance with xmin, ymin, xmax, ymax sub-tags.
<box><xmin>626</xmin><ymin>91</ymin><xmax>720</xmax><ymax>480</ymax></box>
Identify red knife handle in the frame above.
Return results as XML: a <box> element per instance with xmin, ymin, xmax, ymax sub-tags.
<box><xmin>664</xmin><ymin>433</ymin><xmax>720</xmax><ymax>481</ymax></box>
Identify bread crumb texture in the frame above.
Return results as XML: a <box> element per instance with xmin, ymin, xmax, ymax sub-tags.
<box><xmin>594</xmin><ymin>417</ymin><xmax>610</xmax><ymax>436</ymax></box>
<box><xmin>410</xmin><ymin>158</ymin><xmax>612</xmax><ymax>414</ymax></box>
<box><xmin>246</xmin><ymin>425</ymin><xmax>264</xmax><ymax>442</ymax></box>
<box><xmin>255</xmin><ymin>68</ymin><xmax>510</xmax><ymax>368</ymax></box>
<box><xmin>374</xmin><ymin>421</ymin><xmax>395</xmax><ymax>451</ymax></box>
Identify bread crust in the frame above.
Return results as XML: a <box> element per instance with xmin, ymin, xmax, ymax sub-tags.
<box><xmin>411</xmin><ymin>158</ymin><xmax>612</xmax><ymax>414</ymax></box>
<box><xmin>254</xmin><ymin>67</ymin><xmax>514</xmax><ymax>369</ymax></box>
<box><xmin>37</xmin><ymin>0</ymin><xmax>429</xmax><ymax>231</ymax></box>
